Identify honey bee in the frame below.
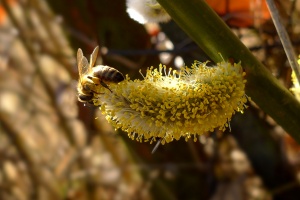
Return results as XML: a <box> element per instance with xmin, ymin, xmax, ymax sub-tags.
<box><xmin>77</xmin><ymin>46</ymin><xmax>125</xmax><ymax>103</ymax></box>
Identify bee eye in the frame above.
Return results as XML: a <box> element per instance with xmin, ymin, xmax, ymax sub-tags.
<box><xmin>78</xmin><ymin>94</ymin><xmax>93</xmax><ymax>101</ymax></box>
<box><xmin>83</xmin><ymin>85</ymin><xmax>91</xmax><ymax>91</ymax></box>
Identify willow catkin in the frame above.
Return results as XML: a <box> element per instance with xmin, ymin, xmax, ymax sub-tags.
<box><xmin>126</xmin><ymin>0</ymin><xmax>171</xmax><ymax>24</ymax></box>
<box><xmin>91</xmin><ymin>61</ymin><xmax>248</xmax><ymax>144</ymax></box>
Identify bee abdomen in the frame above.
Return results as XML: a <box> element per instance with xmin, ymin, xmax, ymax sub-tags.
<box><xmin>105</xmin><ymin>69</ymin><xmax>125</xmax><ymax>82</ymax></box>
<box><xmin>94</xmin><ymin>65</ymin><xmax>125</xmax><ymax>83</ymax></box>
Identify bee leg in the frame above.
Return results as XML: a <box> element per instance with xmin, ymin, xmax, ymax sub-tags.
<box><xmin>100</xmin><ymin>81</ymin><xmax>112</xmax><ymax>93</ymax></box>
<box><xmin>91</xmin><ymin>89</ymin><xmax>104</xmax><ymax>95</ymax></box>
<box><xmin>87</xmin><ymin>76</ymin><xmax>112</xmax><ymax>93</ymax></box>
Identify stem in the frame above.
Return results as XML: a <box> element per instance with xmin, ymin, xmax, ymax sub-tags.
<box><xmin>266</xmin><ymin>0</ymin><xmax>300</xmax><ymax>83</ymax></box>
<box><xmin>156</xmin><ymin>0</ymin><xmax>300</xmax><ymax>143</ymax></box>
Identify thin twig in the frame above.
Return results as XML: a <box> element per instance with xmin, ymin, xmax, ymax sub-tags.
<box><xmin>151</xmin><ymin>138</ymin><xmax>162</xmax><ymax>154</ymax></box>
<box><xmin>266</xmin><ymin>0</ymin><xmax>300</xmax><ymax>82</ymax></box>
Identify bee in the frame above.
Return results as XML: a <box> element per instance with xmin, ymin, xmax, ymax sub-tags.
<box><xmin>77</xmin><ymin>46</ymin><xmax>125</xmax><ymax>103</ymax></box>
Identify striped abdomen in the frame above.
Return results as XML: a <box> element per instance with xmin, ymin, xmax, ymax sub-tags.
<box><xmin>93</xmin><ymin>65</ymin><xmax>125</xmax><ymax>83</ymax></box>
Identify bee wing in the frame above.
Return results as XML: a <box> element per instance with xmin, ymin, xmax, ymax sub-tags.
<box><xmin>90</xmin><ymin>46</ymin><xmax>99</xmax><ymax>68</ymax></box>
<box><xmin>77</xmin><ymin>48</ymin><xmax>84</xmax><ymax>66</ymax></box>
<box><xmin>77</xmin><ymin>48</ymin><xmax>90</xmax><ymax>78</ymax></box>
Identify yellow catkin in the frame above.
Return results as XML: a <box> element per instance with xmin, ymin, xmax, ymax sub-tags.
<box><xmin>290</xmin><ymin>56</ymin><xmax>300</xmax><ymax>101</ymax></box>
<box><xmin>93</xmin><ymin>61</ymin><xmax>248</xmax><ymax>143</ymax></box>
<box><xmin>291</xmin><ymin>71</ymin><xmax>300</xmax><ymax>101</ymax></box>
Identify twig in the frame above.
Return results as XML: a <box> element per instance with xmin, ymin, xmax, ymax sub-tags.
<box><xmin>0</xmin><ymin>115</ymin><xmax>60</xmax><ymax>200</ymax></box>
<box><xmin>1</xmin><ymin>0</ymin><xmax>77</xmax><ymax>146</ymax></box>
<box><xmin>266</xmin><ymin>0</ymin><xmax>300</xmax><ymax>83</ymax></box>
<box><xmin>0</xmin><ymin>123</ymin><xmax>37</xmax><ymax>200</ymax></box>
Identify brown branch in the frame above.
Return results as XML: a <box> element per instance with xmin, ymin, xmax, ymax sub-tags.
<box><xmin>1</xmin><ymin>0</ymin><xmax>77</xmax><ymax>146</ymax></box>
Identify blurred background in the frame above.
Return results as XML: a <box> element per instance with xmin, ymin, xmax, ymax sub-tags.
<box><xmin>0</xmin><ymin>0</ymin><xmax>300</xmax><ymax>199</ymax></box>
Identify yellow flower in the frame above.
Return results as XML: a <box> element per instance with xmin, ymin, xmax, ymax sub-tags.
<box><xmin>290</xmin><ymin>56</ymin><xmax>300</xmax><ymax>101</ymax></box>
<box><xmin>92</xmin><ymin>61</ymin><xmax>248</xmax><ymax>144</ymax></box>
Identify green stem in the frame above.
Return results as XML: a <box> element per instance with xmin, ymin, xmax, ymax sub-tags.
<box><xmin>156</xmin><ymin>0</ymin><xmax>300</xmax><ymax>143</ymax></box>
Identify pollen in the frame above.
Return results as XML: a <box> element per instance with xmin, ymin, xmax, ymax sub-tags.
<box><xmin>92</xmin><ymin>61</ymin><xmax>248</xmax><ymax>143</ymax></box>
<box><xmin>290</xmin><ymin>67</ymin><xmax>300</xmax><ymax>101</ymax></box>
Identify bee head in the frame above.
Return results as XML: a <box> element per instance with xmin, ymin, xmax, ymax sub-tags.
<box><xmin>79</xmin><ymin>76</ymin><xmax>95</xmax><ymax>93</ymax></box>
